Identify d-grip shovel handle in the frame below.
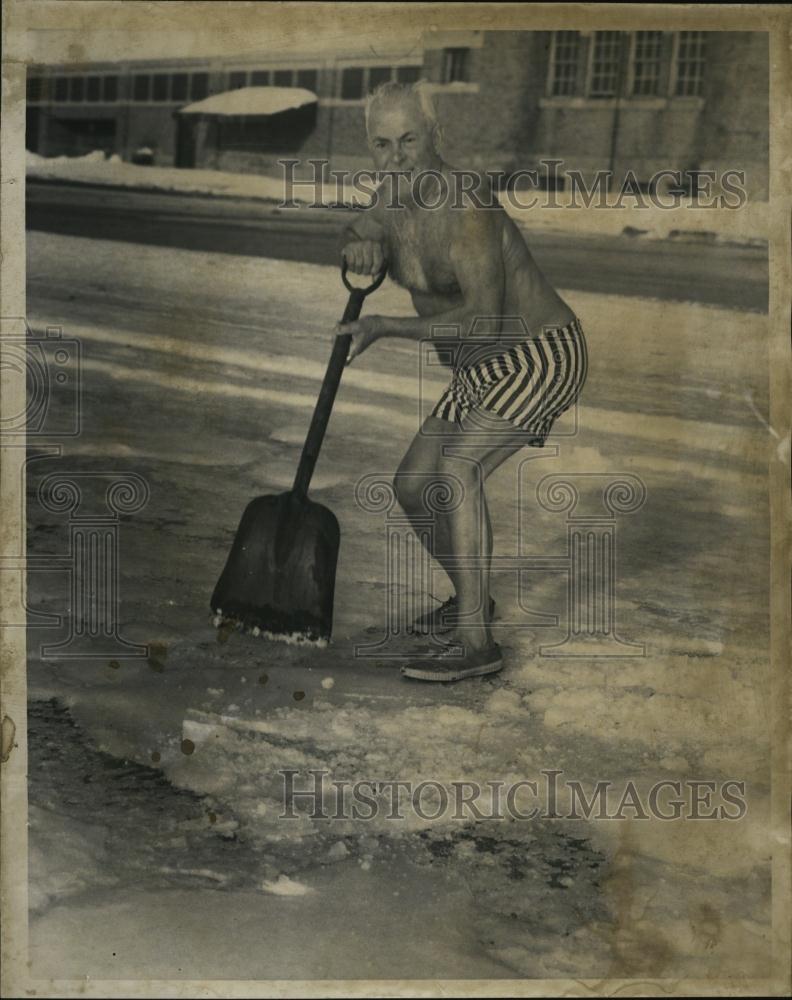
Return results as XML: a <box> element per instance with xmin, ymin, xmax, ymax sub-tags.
<box><xmin>292</xmin><ymin>261</ymin><xmax>387</xmax><ymax>499</ymax></box>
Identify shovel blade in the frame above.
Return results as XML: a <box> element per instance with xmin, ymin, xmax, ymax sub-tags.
<box><xmin>211</xmin><ymin>491</ymin><xmax>340</xmax><ymax>644</ymax></box>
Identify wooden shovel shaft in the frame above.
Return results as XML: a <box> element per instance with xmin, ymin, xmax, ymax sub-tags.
<box><xmin>292</xmin><ymin>287</ymin><xmax>367</xmax><ymax>499</ymax></box>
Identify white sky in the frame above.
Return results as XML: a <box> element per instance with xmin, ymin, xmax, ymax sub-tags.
<box><xmin>22</xmin><ymin>5</ymin><xmax>430</xmax><ymax>66</ymax></box>
<box><xmin>27</xmin><ymin>29</ymin><xmax>426</xmax><ymax>65</ymax></box>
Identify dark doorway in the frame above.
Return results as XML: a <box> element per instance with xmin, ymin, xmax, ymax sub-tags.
<box><xmin>215</xmin><ymin>104</ymin><xmax>318</xmax><ymax>154</ymax></box>
<box><xmin>46</xmin><ymin>117</ymin><xmax>116</xmax><ymax>157</ymax></box>
<box><xmin>175</xmin><ymin>116</ymin><xmax>197</xmax><ymax>168</ymax></box>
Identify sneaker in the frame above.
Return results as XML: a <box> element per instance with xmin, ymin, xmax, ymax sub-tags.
<box><xmin>401</xmin><ymin>642</ymin><xmax>503</xmax><ymax>682</ymax></box>
<box><xmin>410</xmin><ymin>595</ymin><xmax>496</xmax><ymax>636</ymax></box>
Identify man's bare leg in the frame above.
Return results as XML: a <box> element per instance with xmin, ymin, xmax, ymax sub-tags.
<box><xmin>437</xmin><ymin>422</ymin><xmax>526</xmax><ymax>651</ymax></box>
<box><xmin>438</xmin><ymin>446</ymin><xmax>491</xmax><ymax>649</ymax></box>
<box><xmin>394</xmin><ymin>414</ymin><xmax>531</xmax><ymax>650</ymax></box>
<box><xmin>393</xmin><ymin>418</ymin><xmax>467</xmax><ymax>596</ymax></box>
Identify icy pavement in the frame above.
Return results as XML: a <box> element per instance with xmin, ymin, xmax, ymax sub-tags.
<box><xmin>28</xmin><ymin>700</ymin><xmax>603</xmax><ymax>980</ymax></box>
<box><xmin>24</xmin><ymin>231</ymin><xmax>777</xmax><ymax>982</ymax></box>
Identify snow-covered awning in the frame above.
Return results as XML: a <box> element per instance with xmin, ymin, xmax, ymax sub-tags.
<box><xmin>178</xmin><ymin>86</ymin><xmax>317</xmax><ymax>117</ymax></box>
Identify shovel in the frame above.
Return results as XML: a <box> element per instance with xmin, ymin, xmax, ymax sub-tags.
<box><xmin>211</xmin><ymin>260</ymin><xmax>387</xmax><ymax>646</ymax></box>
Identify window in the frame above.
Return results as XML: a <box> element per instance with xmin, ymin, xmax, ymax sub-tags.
<box><xmin>171</xmin><ymin>73</ymin><xmax>188</xmax><ymax>101</ymax></box>
<box><xmin>675</xmin><ymin>31</ymin><xmax>706</xmax><ymax>96</ymax></box>
<box><xmin>296</xmin><ymin>68</ymin><xmax>317</xmax><ymax>91</ymax></box>
<box><xmin>229</xmin><ymin>70</ymin><xmax>247</xmax><ymax>90</ymax></box>
<box><xmin>549</xmin><ymin>31</ymin><xmax>580</xmax><ymax>96</ymax></box>
<box><xmin>190</xmin><ymin>72</ymin><xmax>209</xmax><ymax>100</ymax></box>
<box><xmin>273</xmin><ymin>69</ymin><xmax>293</xmax><ymax>86</ymax></box>
<box><xmin>367</xmin><ymin>66</ymin><xmax>392</xmax><ymax>93</ymax></box>
<box><xmin>251</xmin><ymin>70</ymin><xmax>270</xmax><ymax>86</ymax></box>
<box><xmin>397</xmin><ymin>65</ymin><xmax>421</xmax><ymax>84</ymax></box>
<box><xmin>54</xmin><ymin>77</ymin><xmax>68</xmax><ymax>101</ymax></box>
<box><xmin>133</xmin><ymin>74</ymin><xmax>151</xmax><ymax>101</ymax></box>
<box><xmin>631</xmin><ymin>31</ymin><xmax>662</xmax><ymax>96</ymax></box>
<box><xmin>589</xmin><ymin>31</ymin><xmax>621</xmax><ymax>97</ymax></box>
<box><xmin>153</xmin><ymin>74</ymin><xmax>169</xmax><ymax>101</ymax></box>
<box><xmin>102</xmin><ymin>75</ymin><xmax>118</xmax><ymax>102</ymax></box>
<box><xmin>341</xmin><ymin>67</ymin><xmax>364</xmax><ymax>100</ymax></box>
<box><xmin>69</xmin><ymin>76</ymin><xmax>85</xmax><ymax>102</ymax></box>
<box><xmin>443</xmin><ymin>48</ymin><xmax>470</xmax><ymax>83</ymax></box>
<box><xmin>27</xmin><ymin>76</ymin><xmax>43</xmax><ymax>102</ymax></box>
<box><xmin>86</xmin><ymin>76</ymin><xmax>101</xmax><ymax>102</ymax></box>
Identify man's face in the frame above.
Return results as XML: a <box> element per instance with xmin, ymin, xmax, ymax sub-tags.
<box><xmin>366</xmin><ymin>99</ymin><xmax>439</xmax><ymax>177</ymax></box>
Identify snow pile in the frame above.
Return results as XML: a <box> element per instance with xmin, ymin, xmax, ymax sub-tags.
<box><xmin>179</xmin><ymin>86</ymin><xmax>316</xmax><ymax>117</ymax></box>
<box><xmin>25</xmin><ymin>148</ymin><xmax>352</xmax><ymax>204</ymax></box>
<box><xmin>515</xmin><ymin>651</ymin><xmax>770</xmax><ymax>760</ymax></box>
<box><xmin>503</xmin><ymin>188</ymin><xmax>768</xmax><ymax>245</ymax></box>
<box><xmin>261</xmin><ymin>874</ymin><xmax>314</xmax><ymax>896</ymax></box>
<box><xmin>27</xmin><ymin>148</ymin><xmax>107</xmax><ymax>166</ymax></box>
<box><xmin>212</xmin><ymin>610</ymin><xmax>330</xmax><ymax>648</ymax></box>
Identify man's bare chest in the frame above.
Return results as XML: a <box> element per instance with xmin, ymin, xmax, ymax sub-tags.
<box><xmin>385</xmin><ymin>212</ymin><xmax>460</xmax><ymax>296</ymax></box>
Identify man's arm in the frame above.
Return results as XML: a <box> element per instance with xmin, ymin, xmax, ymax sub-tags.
<box><xmin>339</xmin><ymin>196</ymin><xmax>388</xmax><ymax>275</ymax></box>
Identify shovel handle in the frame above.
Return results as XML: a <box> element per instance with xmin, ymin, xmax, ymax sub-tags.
<box><xmin>292</xmin><ymin>262</ymin><xmax>387</xmax><ymax>499</ymax></box>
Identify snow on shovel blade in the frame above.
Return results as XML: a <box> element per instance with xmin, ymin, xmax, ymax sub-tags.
<box><xmin>211</xmin><ymin>492</ymin><xmax>340</xmax><ymax>646</ymax></box>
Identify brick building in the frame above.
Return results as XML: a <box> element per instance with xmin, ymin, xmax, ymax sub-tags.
<box><xmin>26</xmin><ymin>29</ymin><xmax>769</xmax><ymax>197</ymax></box>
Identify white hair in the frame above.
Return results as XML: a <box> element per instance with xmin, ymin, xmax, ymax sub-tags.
<box><xmin>364</xmin><ymin>80</ymin><xmax>440</xmax><ymax>139</ymax></box>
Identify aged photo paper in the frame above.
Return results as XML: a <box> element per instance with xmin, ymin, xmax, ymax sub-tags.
<box><xmin>1</xmin><ymin>2</ymin><xmax>790</xmax><ymax>997</ymax></box>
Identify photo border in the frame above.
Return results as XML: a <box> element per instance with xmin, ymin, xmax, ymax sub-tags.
<box><xmin>2</xmin><ymin>3</ymin><xmax>789</xmax><ymax>997</ymax></box>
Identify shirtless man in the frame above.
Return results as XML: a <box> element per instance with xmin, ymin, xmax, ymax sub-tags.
<box><xmin>339</xmin><ymin>82</ymin><xmax>588</xmax><ymax>682</ymax></box>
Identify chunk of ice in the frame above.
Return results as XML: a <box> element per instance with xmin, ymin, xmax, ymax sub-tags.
<box><xmin>261</xmin><ymin>875</ymin><xmax>314</xmax><ymax>897</ymax></box>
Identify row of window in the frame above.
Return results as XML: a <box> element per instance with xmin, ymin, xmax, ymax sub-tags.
<box><xmin>27</xmin><ymin>73</ymin><xmax>120</xmax><ymax>103</ymax></box>
<box><xmin>27</xmin><ymin>70</ymin><xmax>210</xmax><ymax>104</ymax></box>
<box><xmin>27</xmin><ymin>33</ymin><xmax>706</xmax><ymax>106</ymax></box>
<box><xmin>26</xmin><ymin>68</ymin><xmax>319</xmax><ymax>104</ymax></box>
<box><xmin>227</xmin><ymin>67</ymin><xmax>318</xmax><ymax>91</ymax></box>
<box><xmin>339</xmin><ymin>64</ymin><xmax>421</xmax><ymax>100</ymax></box>
<box><xmin>549</xmin><ymin>30</ymin><xmax>706</xmax><ymax>99</ymax></box>
<box><xmin>132</xmin><ymin>72</ymin><xmax>210</xmax><ymax>103</ymax></box>
<box><xmin>27</xmin><ymin>63</ymin><xmax>425</xmax><ymax>104</ymax></box>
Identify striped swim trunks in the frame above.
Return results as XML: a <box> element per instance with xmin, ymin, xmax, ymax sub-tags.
<box><xmin>431</xmin><ymin>317</ymin><xmax>588</xmax><ymax>446</ymax></box>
